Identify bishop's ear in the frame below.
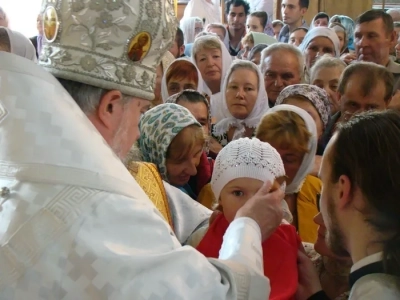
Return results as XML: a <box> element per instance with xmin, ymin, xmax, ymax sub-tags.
<box><xmin>97</xmin><ymin>89</ymin><xmax>125</xmax><ymax>131</ymax></box>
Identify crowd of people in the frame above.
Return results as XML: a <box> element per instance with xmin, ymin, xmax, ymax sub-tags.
<box><xmin>0</xmin><ymin>0</ymin><xmax>399</xmax><ymax>299</ymax></box>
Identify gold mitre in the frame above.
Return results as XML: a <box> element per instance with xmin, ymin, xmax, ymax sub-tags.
<box><xmin>39</xmin><ymin>0</ymin><xmax>177</xmax><ymax>100</ymax></box>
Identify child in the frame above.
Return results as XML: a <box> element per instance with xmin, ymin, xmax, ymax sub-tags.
<box><xmin>196</xmin><ymin>137</ymin><xmax>300</xmax><ymax>300</ymax></box>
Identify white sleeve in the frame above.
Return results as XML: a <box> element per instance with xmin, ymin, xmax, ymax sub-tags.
<box><xmin>70</xmin><ymin>192</ymin><xmax>270</xmax><ymax>300</ymax></box>
<box><xmin>163</xmin><ymin>181</ymin><xmax>212</xmax><ymax>245</ymax></box>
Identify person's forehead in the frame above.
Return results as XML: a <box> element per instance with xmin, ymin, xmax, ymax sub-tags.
<box><xmin>282</xmin><ymin>0</ymin><xmax>300</xmax><ymax>6</ymax></box>
<box><xmin>355</xmin><ymin>18</ymin><xmax>386</xmax><ymax>33</ymax></box>
<box><xmin>266</xmin><ymin>51</ymin><xmax>300</xmax><ymax>68</ymax></box>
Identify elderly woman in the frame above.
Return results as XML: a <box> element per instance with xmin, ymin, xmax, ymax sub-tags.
<box><xmin>310</xmin><ymin>56</ymin><xmax>347</xmax><ymax>115</ymax></box>
<box><xmin>256</xmin><ymin>105</ymin><xmax>320</xmax><ymax>243</ymax></box>
<box><xmin>211</xmin><ymin>60</ymin><xmax>269</xmax><ymax>152</ymax></box>
<box><xmin>299</xmin><ymin>27</ymin><xmax>341</xmax><ymax>82</ymax></box>
<box><xmin>0</xmin><ymin>27</ymin><xmax>37</xmax><ymax>62</ymax></box>
<box><xmin>192</xmin><ymin>35</ymin><xmax>232</xmax><ymax>113</ymax></box>
<box><xmin>161</xmin><ymin>58</ymin><xmax>204</xmax><ymax>102</ymax></box>
<box><xmin>138</xmin><ymin>103</ymin><xmax>206</xmax><ymax>199</ymax></box>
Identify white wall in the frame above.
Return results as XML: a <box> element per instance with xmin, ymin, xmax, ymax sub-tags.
<box><xmin>2</xmin><ymin>0</ymin><xmax>43</xmax><ymax>37</ymax></box>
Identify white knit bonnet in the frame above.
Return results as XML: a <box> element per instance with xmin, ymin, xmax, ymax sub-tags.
<box><xmin>211</xmin><ymin>137</ymin><xmax>286</xmax><ymax>201</ymax></box>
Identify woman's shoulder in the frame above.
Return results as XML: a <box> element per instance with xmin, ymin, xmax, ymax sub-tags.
<box><xmin>299</xmin><ymin>175</ymin><xmax>322</xmax><ymax>203</ymax></box>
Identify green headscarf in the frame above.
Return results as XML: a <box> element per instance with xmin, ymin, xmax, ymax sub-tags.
<box><xmin>138</xmin><ymin>103</ymin><xmax>201</xmax><ymax>181</ymax></box>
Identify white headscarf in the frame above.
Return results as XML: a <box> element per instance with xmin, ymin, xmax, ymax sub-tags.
<box><xmin>161</xmin><ymin>57</ymin><xmax>204</xmax><ymax>102</ymax></box>
<box><xmin>183</xmin><ymin>0</ymin><xmax>221</xmax><ymax>27</ymax></box>
<box><xmin>0</xmin><ymin>27</ymin><xmax>37</xmax><ymax>62</ymax></box>
<box><xmin>298</xmin><ymin>27</ymin><xmax>341</xmax><ymax>58</ymax></box>
<box><xmin>180</xmin><ymin>17</ymin><xmax>202</xmax><ymax>44</ymax></box>
<box><xmin>263</xmin><ymin>104</ymin><xmax>317</xmax><ymax>194</ymax></box>
<box><xmin>192</xmin><ymin>36</ymin><xmax>232</xmax><ymax>121</ymax></box>
<box><xmin>213</xmin><ymin>60</ymin><xmax>269</xmax><ymax>140</ymax></box>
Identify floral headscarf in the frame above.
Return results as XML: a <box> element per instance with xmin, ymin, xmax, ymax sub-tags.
<box><xmin>165</xmin><ymin>90</ymin><xmax>211</xmax><ymax>139</ymax></box>
<box><xmin>275</xmin><ymin>84</ymin><xmax>331</xmax><ymax>130</ymax></box>
<box><xmin>138</xmin><ymin>103</ymin><xmax>201</xmax><ymax>181</ymax></box>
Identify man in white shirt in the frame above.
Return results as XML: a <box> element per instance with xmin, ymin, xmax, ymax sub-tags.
<box><xmin>0</xmin><ymin>0</ymin><xmax>286</xmax><ymax>298</ymax></box>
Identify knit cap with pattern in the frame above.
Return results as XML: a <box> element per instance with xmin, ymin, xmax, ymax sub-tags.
<box><xmin>211</xmin><ymin>137</ymin><xmax>286</xmax><ymax>201</ymax></box>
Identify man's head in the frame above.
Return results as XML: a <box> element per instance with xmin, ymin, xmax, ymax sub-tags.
<box><xmin>260</xmin><ymin>43</ymin><xmax>304</xmax><ymax>103</ymax></box>
<box><xmin>39</xmin><ymin>0</ymin><xmax>177</xmax><ymax>160</ymax></box>
<box><xmin>281</xmin><ymin>0</ymin><xmax>309</xmax><ymax>27</ymax></box>
<box><xmin>272</xmin><ymin>20</ymin><xmax>284</xmax><ymax>39</ymax></box>
<box><xmin>354</xmin><ymin>9</ymin><xmax>396</xmax><ymax>66</ymax></box>
<box><xmin>320</xmin><ymin>110</ymin><xmax>400</xmax><ymax>274</ymax></box>
<box><xmin>338</xmin><ymin>62</ymin><xmax>393</xmax><ymax>122</ymax></box>
<box><xmin>169</xmin><ymin>27</ymin><xmax>185</xmax><ymax>58</ymax></box>
<box><xmin>226</xmin><ymin>0</ymin><xmax>250</xmax><ymax>32</ymax></box>
<box><xmin>247</xmin><ymin>11</ymin><xmax>268</xmax><ymax>33</ymax></box>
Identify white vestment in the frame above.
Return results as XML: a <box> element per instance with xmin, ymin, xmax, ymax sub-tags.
<box><xmin>0</xmin><ymin>52</ymin><xmax>271</xmax><ymax>299</ymax></box>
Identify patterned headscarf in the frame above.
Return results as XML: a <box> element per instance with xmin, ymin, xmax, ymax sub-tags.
<box><xmin>138</xmin><ymin>103</ymin><xmax>201</xmax><ymax>181</ymax></box>
<box><xmin>275</xmin><ymin>84</ymin><xmax>331</xmax><ymax>129</ymax></box>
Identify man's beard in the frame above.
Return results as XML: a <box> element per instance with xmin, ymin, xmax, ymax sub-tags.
<box><xmin>326</xmin><ymin>191</ymin><xmax>349</xmax><ymax>257</ymax></box>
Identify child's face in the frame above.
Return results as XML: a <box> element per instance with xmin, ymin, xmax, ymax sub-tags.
<box><xmin>219</xmin><ymin>177</ymin><xmax>264</xmax><ymax>223</ymax></box>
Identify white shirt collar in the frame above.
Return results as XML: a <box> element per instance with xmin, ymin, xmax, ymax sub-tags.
<box><xmin>351</xmin><ymin>252</ymin><xmax>383</xmax><ymax>273</ymax></box>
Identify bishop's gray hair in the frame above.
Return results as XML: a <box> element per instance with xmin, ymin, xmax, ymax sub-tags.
<box><xmin>57</xmin><ymin>78</ymin><xmax>130</xmax><ymax>114</ymax></box>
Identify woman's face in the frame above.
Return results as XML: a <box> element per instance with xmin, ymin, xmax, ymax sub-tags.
<box><xmin>166</xmin><ymin>140</ymin><xmax>203</xmax><ymax>186</ymax></box>
<box><xmin>225</xmin><ymin>68</ymin><xmax>259</xmax><ymax>120</ymax></box>
<box><xmin>250</xmin><ymin>51</ymin><xmax>261</xmax><ymax>65</ymax></box>
<box><xmin>305</xmin><ymin>37</ymin><xmax>335</xmax><ymax>69</ymax></box>
<box><xmin>283</xmin><ymin>97</ymin><xmax>324</xmax><ymax>138</ymax></box>
<box><xmin>268</xmin><ymin>141</ymin><xmax>304</xmax><ymax>186</ymax></box>
<box><xmin>177</xmin><ymin>100</ymin><xmax>209</xmax><ymax>134</ymax></box>
<box><xmin>336</xmin><ymin>31</ymin><xmax>345</xmax><ymax>53</ymax></box>
<box><xmin>167</xmin><ymin>77</ymin><xmax>197</xmax><ymax>96</ymax></box>
<box><xmin>312</xmin><ymin>66</ymin><xmax>343</xmax><ymax>115</ymax></box>
<box><xmin>195</xmin><ymin>48</ymin><xmax>222</xmax><ymax>88</ymax></box>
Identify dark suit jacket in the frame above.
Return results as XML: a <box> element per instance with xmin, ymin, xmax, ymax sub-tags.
<box><xmin>30</xmin><ymin>36</ymin><xmax>38</xmax><ymax>58</ymax></box>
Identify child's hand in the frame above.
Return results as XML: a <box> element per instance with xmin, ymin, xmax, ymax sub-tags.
<box><xmin>235</xmin><ymin>181</ymin><xmax>284</xmax><ymax>241</ymax></box>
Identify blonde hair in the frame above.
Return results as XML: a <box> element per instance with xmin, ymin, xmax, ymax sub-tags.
<box><xmin>166</xmin><ymin>124</ymin><xmax>205</xmax><ymax>162</ymax></box>
<box><xmin>192</xmin><ymin>35</ymin><xmax>221</xmax><ymax>60</ymax></box>
<box><xmin>310</xmin><ymin>55</ymin><xmax>346</xmax><ymax>83</ymax></box>
<box><xmin>241</xmin><ymin>32</ymin><xmax>254</xmax><ymax>45</ymax></box>
<box><xmin>255</xmin><ymin>110</ymin><xmax>311</xmax><ymax>154</ymax></box>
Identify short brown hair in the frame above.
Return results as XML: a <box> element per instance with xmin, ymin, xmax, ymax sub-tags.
<box><xmin>250</xmin><ymin>11</ymin><xmax>268</xmax><ymax>28</ymax></box>
<box><xmin>256</xmin><ymin>110</ymin><xmax>311</xmax><ymax>154</ymax></box>
<box><xmin>166</xmin><ymin>60</ymin><xmax>199</xmax><ymax>86</ymax></box>
<box><xmin>338</xmin><ymin>62</ymin><xmax>394</xmax><ymax>103</ymax></box>
<box><xmin>355</xmin><ymin>9</ymin><xmax>394</xmax><ymax>35</ymax></box>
